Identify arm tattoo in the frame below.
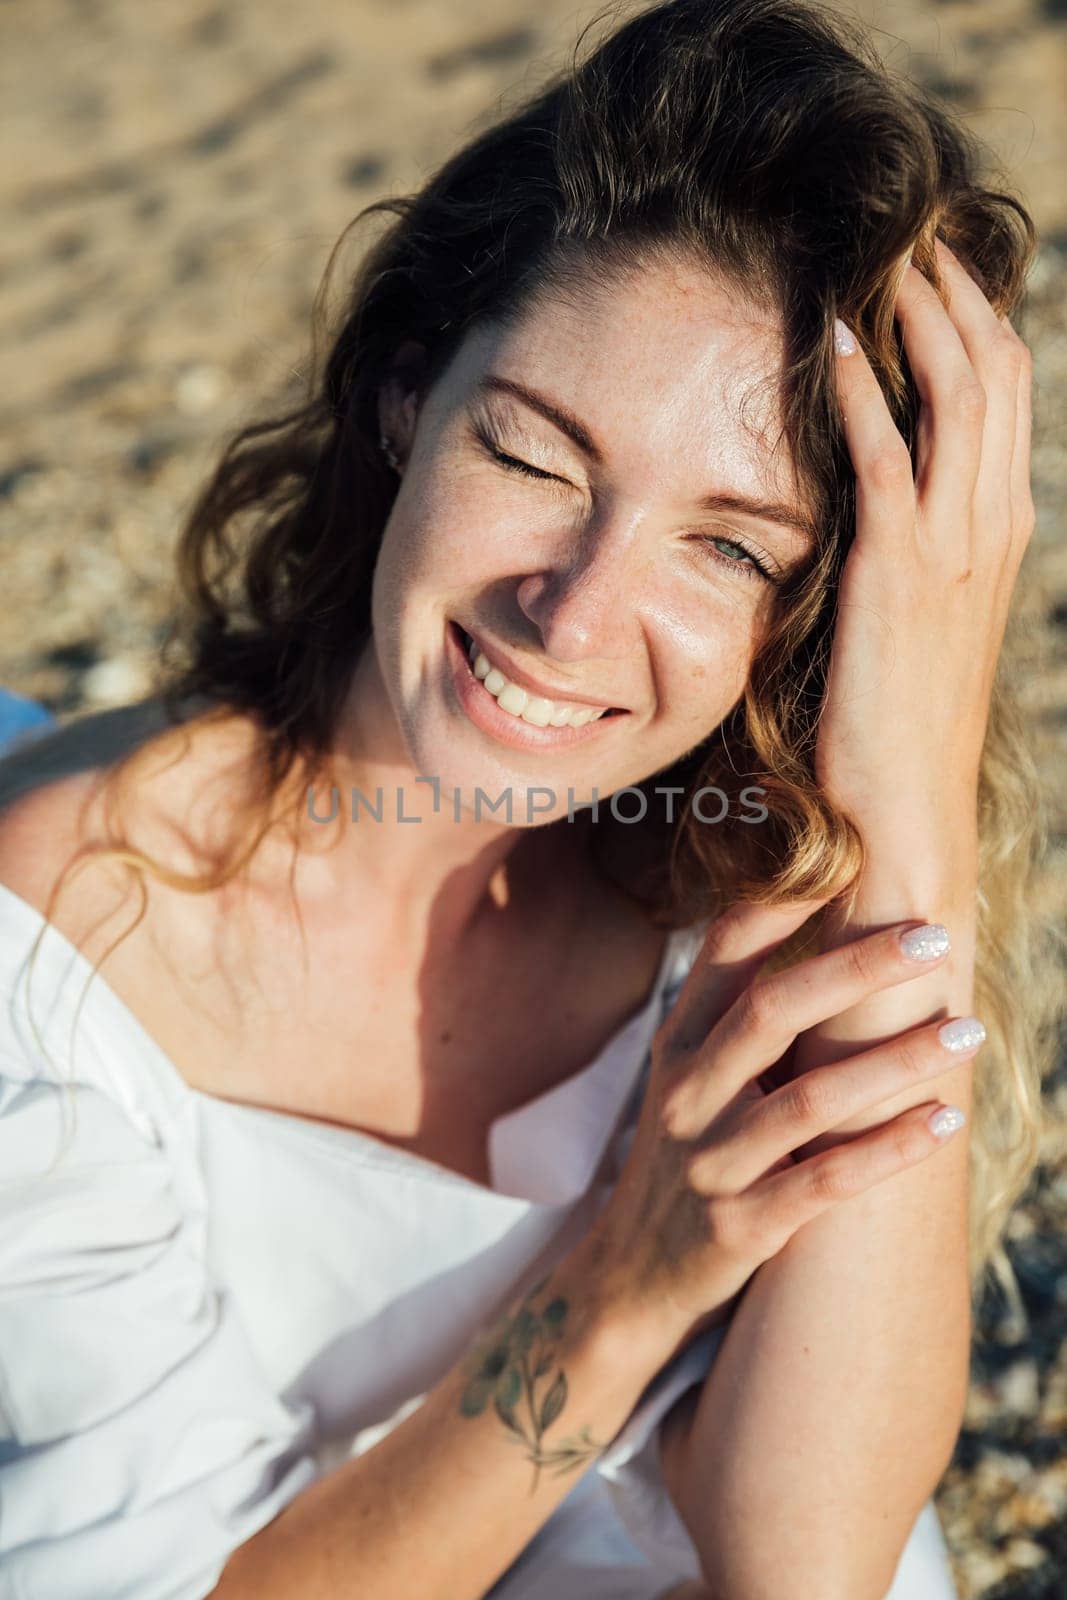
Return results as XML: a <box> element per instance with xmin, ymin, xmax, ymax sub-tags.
<box><xmin>458</xmin><ymin>1275</ymin><xmax>605</xmax><ymax>1493</ymax></box>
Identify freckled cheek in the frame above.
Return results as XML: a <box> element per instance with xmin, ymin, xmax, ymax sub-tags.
<box><xmin>385</xmin><ymin>477</ymin><xmax>526</xmax><ymax>587</ymax></box>
<box><xmin>661</xmin><ymin>615</ymin><xmax>757</xmax><ymax>731</ymax></box>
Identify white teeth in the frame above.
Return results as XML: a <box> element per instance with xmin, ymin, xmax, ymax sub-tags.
<box><xmin>496</xmin><ymin>683</ymin><xmax>528</xmax><ymax>716</ymax></box>
<box><xmin>519</xmin><ymin>695</ymin><xmax>555</xmax><ymax>728</ymax></box>
<box><xmin>463</xmin><ymin>632</ymin><xmax>610</xmax><ymax>727</ymax></box>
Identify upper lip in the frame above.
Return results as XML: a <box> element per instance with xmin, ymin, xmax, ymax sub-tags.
<box><xmin>458</xmin><ymin>624</ymin><xmax>626</xmax><ymax>711</ymax></box>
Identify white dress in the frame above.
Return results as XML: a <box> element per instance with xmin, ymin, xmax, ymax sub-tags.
<box><xmin>0</xmin><ymin>880</ymin><xmax>959</xmax><ymax>1600</ymax></box>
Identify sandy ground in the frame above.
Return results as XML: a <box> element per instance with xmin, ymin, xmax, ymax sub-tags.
<box><xmin>1</xmin><ymin>2</ymin><xmax>1065</xmax><ymax>1594</ymax></box>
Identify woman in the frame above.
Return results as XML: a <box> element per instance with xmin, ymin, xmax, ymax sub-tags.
<box><xmin>0</xmin><ymin>1</ymin><xmax>1057</xmax><ymax>1596</ymax></box>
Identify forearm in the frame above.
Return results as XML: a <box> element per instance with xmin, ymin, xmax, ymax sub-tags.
<box><xmin>211</xmin><ymin>1242</ymin><xmax>666</xmax><ymax>1600</ymax></box>
<box><xmin>669</xmin><ymin>844</ymin><xmax>978</xmax><ymax>1598</ymax></box>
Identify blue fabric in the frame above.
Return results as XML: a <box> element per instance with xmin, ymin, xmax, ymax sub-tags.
<box><xmin>0</xmin><ymin>688</ymin><xmax>56</xmax><ymax>757</ymax></box>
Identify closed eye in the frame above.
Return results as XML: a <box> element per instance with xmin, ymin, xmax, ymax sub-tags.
<box><xmin>469</xmin><ymin>416</ymin><xmax>564</xmax><ymax>484</ymax></box>
<box><xmin>485</xmin><ymin>442</ymin><xmax>560</xmax><ymax>483</ymax></box>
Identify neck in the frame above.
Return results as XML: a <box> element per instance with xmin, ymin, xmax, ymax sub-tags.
<box><xmin>274</xmin><ymin>657</ymin><xmax>598</xmax><ymax>949</ymax></box>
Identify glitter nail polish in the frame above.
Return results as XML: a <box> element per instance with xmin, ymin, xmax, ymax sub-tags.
<box><xmin>898</xmin><ymin>923</ymin><xmax>951</xmax><ymax>962</ymax></box>
<box><xmin>833</xmin><ymin>317</ymin><xmax>857</xmax><ymax>356</ymax></box>
<box><xmin>938</xmin><ymin>1017</ymin><xmax>986</xmax><ymax>1053</ymax></box>
<box><xmin>928</xmin><ymin>1106</ymin><xmax>967</xmax><ymax>1140</ymax></box>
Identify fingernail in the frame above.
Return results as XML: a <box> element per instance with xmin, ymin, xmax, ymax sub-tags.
<box><xmin>898</xmin><ymin>923</ymin><xmax>951</xmax><ymax>962</ymax></box>
<box><xmin>938</xmin><ymin>1017</ymin><xmax>986</xmax><ymax>1053</ymax></box>
<box><xmin>833</xmin><ymin>318</ymin><xmax>857</xmax><ymax>356</ymax></box>
<box><xmin>928</xmin><ymin>1105</ymin><xmax>966</xmax><ymax>1140</ymax></box>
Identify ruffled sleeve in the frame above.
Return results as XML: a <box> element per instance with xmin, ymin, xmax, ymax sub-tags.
<box><xmin>0</xmin><ymin>1066</ymin><xmax>321</xmax><ymax>1600</ymax></box>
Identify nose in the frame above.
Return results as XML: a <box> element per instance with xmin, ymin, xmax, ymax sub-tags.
<box><xmin>515</xmin><ymin>518</ymin><xmax>642</xmax><ymax>665</ymax></box>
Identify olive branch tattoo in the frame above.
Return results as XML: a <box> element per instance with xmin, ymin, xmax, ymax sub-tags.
<box><xmin>458</xmin><ymin>1275</ymin><xmax>604</xmax><ymax>1493</ymax></box>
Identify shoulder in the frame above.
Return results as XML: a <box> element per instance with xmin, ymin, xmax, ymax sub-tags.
<box><xmin>0</xmin><ymin>762</ymin><xmax>107</xmax><ymax>924</ymax></box>
<box><xmin>0</xmin><ymin>697</ymin><xmax>258</xmax><ymax>946</ymax></box>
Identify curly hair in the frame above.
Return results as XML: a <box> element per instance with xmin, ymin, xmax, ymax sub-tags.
<box><xmin>7</xmin><ymin>0</ymin><xmax>1062</xmax><ymax>1300</ymax></box>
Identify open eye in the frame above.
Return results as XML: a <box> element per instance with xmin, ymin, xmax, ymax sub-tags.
<box><xmin>696</xmin><ymin>533</ymin><xmax>776</xmax><ymax>583</ymax></box>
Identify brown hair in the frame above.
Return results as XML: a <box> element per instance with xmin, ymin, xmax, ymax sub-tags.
<box><xmin>9</xmin><ymin>0</ymin><xmax>1062</xmax><ymax>1298</ymax></box>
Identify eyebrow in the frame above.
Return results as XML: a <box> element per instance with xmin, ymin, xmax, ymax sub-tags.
<box><xmin>474</xmin><ymin>374</ymin><xmax>816</xmax><ymax>544</ymax></box>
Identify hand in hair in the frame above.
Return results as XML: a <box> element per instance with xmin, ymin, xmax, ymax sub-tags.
<box><xmin>816</xmin><ymin>235</ymin><xmax>1033</xmax><ymax>875</ymax></box>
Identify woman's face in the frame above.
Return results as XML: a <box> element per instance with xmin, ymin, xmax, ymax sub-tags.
<box><xmin>368</xmin><ymin>252</ymin><xmax>815</xmax><ymax>825</ymax></box>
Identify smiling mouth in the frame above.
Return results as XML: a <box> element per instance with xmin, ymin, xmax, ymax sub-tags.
<box><xmin>454</xmin><ymin>624</ymin><xmax>630</xmax><ymax>726</ymax></box>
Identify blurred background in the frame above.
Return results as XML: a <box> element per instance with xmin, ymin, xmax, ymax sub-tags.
<box><xmin>1</xmin><ymin>1</ymin><xmax>1064</xmax><ymax>1593</ymax></box>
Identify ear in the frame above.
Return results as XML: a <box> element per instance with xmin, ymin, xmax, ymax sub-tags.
<box><xmin>376</xmin><ymin>340</ymin><xmax>429</xmax><ymax>474</ymax></box>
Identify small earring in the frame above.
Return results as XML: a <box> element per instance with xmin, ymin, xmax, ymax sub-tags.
<box><xmin>379</xmin><ymin>433</ymin><xmax>401</xmax><ymax>471</ymax></box>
